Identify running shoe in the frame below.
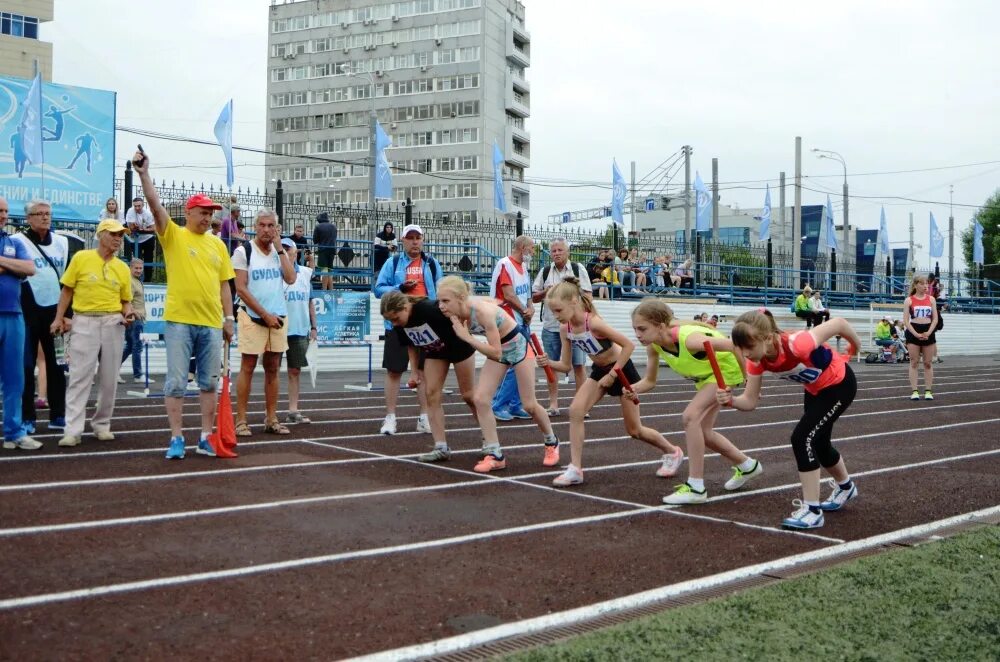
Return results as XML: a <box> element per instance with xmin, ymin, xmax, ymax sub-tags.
<box><xmin>165</xmin><ymin>436</ymin><xmax>186</xmax><ymax>460</ymax></box>
<box><xmin>724</xmin><ymin>460</ymin><xmax>763</xmax><ymax>491</ymax></box>
<box><xmin>93</xmin><ymin>429</ymin><xmax>115</xmax><ymax>442</ymax></box>
<box><xmin>57</xmin><ymin>435</ymin><xmax>80</xmax><ymax>448</ymax></box>
<box><xmin>546</xmin><ymin>408</ymin><xmax>562</xmax><ymax>417</ymax></box>
<box><xmin>285</xmin><ymin>411</ymin><xmax>311</xmax><ymax>424</ymax></box>
<box><xmin>22</xmin><ymin>421</ymin><xmax>35</xmax><ymax>435</ymax></box>
<box><xmin>418</xmin><ymin>447</ymin><xmax>451</xmax><ymax>463</ymax></box>
<box><xmin>656</xmin><ymin>447</ymin><xmax>684</xmax><ymax>478</ymax></box>
<box><xmin>4</xmin><ymin>436</ymin><xmax>43</xmax><ymax>450</ymax></box>
<box><xmin>473</xmin><ymin>454</ymin><xmax>506</xmax><ymax>473</ymax></box>
<box><xmin>510</xmin><ymin>407</ymin><xmax>532</xmax><ymax>419</ymax></box>
<box><xmin>663</xmin><ymin>483</ymin><xmax>708</xmax><ymax>505</ymax></box>
<box><xmin>196</xmin><ymin>437</ymin><xmax>217</xmax><ymax>457</ymax></box>
<box><xmin>542</xmin><ymin>443</ymin><xmax>560</xmax><ymax>467</ymax></box>
<box><xmin>552</xmin><ymin>464</ymin><xmax>584</xmax><ymax>487</ymax></box>
<box><xmin>379</xmin><ymin>414</ymin><xmax>397</xmax><ymax>435</ymax></box>
<box><xmin>910</xmin><ymin>390</ymin><xmax>920</xmax><ymax>401</ymax></box>
<box><xmin>416</xmin><ymin>414</ymin><xmax>432</xmax><ymax>433</ymax></box>
<box><xmin>49</xmin><ymin>417</ymin><xmax>66</xmax><ymax>430</ymax></box>
<box><xmin>782</xmin><ymin>500</ymin><xmax>825</xmax><ymax>529</ymax></box>
<box><xmin>493</xmin><ymin>408</ymin><xmax>514</xmax><ymax>421</ymax></box>
<box><xmin>820</xmin><ymin>483</ymin><xmax>858</xmax><ymax>511</ymax></box>
<box><xmin>924</xmin><ymin>391</ymin><xmax>934</xmax><ymax>401</ymax></box>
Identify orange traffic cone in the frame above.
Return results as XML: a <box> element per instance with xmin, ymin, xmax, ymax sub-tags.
<box><xmin>209</xmin><ymin>340</ymin><xmax>238</xmax><ymax>458</ymax></box>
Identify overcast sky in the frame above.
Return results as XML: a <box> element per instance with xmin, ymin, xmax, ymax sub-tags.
<box><xmin>44</xmin><ymin>0</ymin><xmax>999</xmax><ymax>269</ymax></box>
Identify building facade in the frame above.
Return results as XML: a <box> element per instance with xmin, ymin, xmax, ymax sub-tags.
<box><xmin>265</xmin><ymin>0</ymin><xmax>530</xmax><ymax>222</ymax></box>
<box><xmin>0</xmin><ymin>1</ymin><xmax>53</xmax><ymax>80</ymax></box>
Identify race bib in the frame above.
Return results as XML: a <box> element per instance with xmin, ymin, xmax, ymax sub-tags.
<box><xmin>570</xmin><ymin>335</ymin><xmax>603</xmax><ymax>355</ymax></box>
<box><xmin>912</xmin><ymin>306</ymin><xmax>933</xmax><ymax>318</ymax></box>
<box><xmin>404</xmin><ymin>323</ymin><xmax>444</xmax><ymax>350</ymax></box>
<box><xmin>774</xmin><ymin>363</ymin><xmax>822</xmax><ymax>385</ymax></box>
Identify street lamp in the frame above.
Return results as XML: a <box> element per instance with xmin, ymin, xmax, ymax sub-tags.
<box><xmin>811</xmin><ymin>148</ymin><xmax>849</xmax><ymax>251</ymax></box>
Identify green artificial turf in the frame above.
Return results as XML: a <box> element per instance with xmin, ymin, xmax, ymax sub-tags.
<box><xmin>506</xmin><ymin>526</ymin><xmax>1000</xmax><ymax>662</ymax></box>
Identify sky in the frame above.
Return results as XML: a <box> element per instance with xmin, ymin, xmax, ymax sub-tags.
<box><xmin>43</xmin><ymin>0</ymin><xmax>1000</xmax><ymax>270</ymax></box>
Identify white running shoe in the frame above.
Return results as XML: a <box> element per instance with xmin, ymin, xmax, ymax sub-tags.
<box><xmin>724</xmin><ymin>460</ymin><xmax>763</xmax><ymax>491</ymax></box>
<box><xmin>4</xmin><ymin>436</ymin><xmax>43</xmax><ymax>450</ymax></box>
<box><xmin>656</xmin><ymin>447</ymin><xmax>684</xmax><ymax>477</ymax></box>
<box><xmin>416</xmin><ymin>414</ymin><xmax>431</xmax><ymax>434</ymax></box>
<box><xmin>782</xmin><ymin>500</ymin><xmax>825</xmax><ymax>529</ymax></box>
<box><xmin>820</xmin><ymin>483</ymin><xmax>858</xmax><ymax>511</ymax></box>
<box><xmin>380</xmin><ymin>414</ymin><xmax>397</xmax><ymax>435</ymax></box>
<box><xmin>552</xmin><ymin>464</ymin><xmax>584</xmax><ymax>487</ymax></box>
<box><xmin>662</xmin><ymin>482</ymin><xmax>708</xmax><ymax>505</ymax></box>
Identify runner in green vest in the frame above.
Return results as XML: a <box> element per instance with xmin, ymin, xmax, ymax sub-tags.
<box><xmin>629</xmin><ymin>299</ymin><xmax>763</xmax><ymax>505</ymax></box>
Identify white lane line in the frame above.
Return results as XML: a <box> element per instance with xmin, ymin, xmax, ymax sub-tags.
<box><xmin>4</xmin><ymin>417</ymin><xmax>995</xmax><ymax>538</ymax></box>
<box><xmin>1</xmin><ymin>399</ymin><xmax>997</xmax><ymax>491</ymax></box>
<box><xmin>345</xmin><ymin>504</ymin><xmax>1000</xmax><ymax>662</ymax></box>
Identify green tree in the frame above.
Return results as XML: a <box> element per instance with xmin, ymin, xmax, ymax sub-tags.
<box><xmin>960</xmin><ymin>190</ymin><xmax>1000</xmax><ymax>266</ymax></box>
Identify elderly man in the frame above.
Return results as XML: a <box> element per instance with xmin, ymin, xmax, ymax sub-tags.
<box><xmin>125</xmin><ymin>196</ymin><xmax>156</xmax><ymax>280</ymax></box>
<box><xmin>50</xmin><ymin>219</ymin><xmax>133</xmax><ymax>447</ymax></box>
<box><xmin>281</xmin><ymin>238</ymin><xmax>317</xmax><ymax>424</ymax></box>
<box><xmin>12</xmin><ymin>199</ymin><xmax>68</xmax><ymax>433</ymax></box>
<box><xmin>490</xmin><ymin>235</ymin><xmax>536</xmax><ymax>421</ymax></box>
<box><xmin>232</xmin><ymin>209</ymin><xmax>296</xmax><ymax>435</ymax></box>
<box><xmin>531</xmin><ymin>236</ymin><xmax>591</xmax><ymax>415</ymax></box>
<box><xmin>0</xmin><ymin>197</ymin><xmax>41</xmax><ymax>450</ymax></box>
<box><xmin>120</xmin><ymin>258</ymin><xmax>150</xmax><ymax>382</ymax></box>
<box><xmin>373</xmin><ymin>223</ymin><xmax>437</xmax><ymax>435</ymax></box>
<box><xmin>134</xmin><ymin>149</ymin><xmax>236</xmax><ymax>460</ymax></box>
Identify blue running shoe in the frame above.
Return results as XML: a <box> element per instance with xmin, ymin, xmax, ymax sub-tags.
<box><xmin>49</xmin><ymin>417</ymin><xmax>66</xmax><ymax>430</ymax></box>
<box><xmin>820</xmin><ymin>483</ymin><xmax>858</xmax><ymax>511</ymax></box>
<box><xmin>781</xmin><ymin>500</ymin><xmax>824</xmax><ymax>529</ymax></box>
<box><xmin>165</xmin><ymin>436</ymin><xmax>186</xmax><ymax>460</ymax></box>
<box><xmin>493</xmin><ymin>408</ymin><xmax>514</xmax><ymax>421</ymax></box>
<box><xmin>196</xmin><ymin>436</ymin><xmax>217</xmax><ymax>457</ymax></box>
<box><xmin>22</xmin><ymin>421</ymin><xmax>35</xmax><ymax>435</ymax></box>
<box><xmin>510</xmin><ymin>408</ymin><xmax>532</xmax><ymax>420</ymax></box>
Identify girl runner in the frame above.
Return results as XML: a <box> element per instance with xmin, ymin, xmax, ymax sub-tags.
<box><xmin>436</xmin><ymin>276</ymin><xmax>560</xmax><ymax>472</ymax></box>
<box><xmin>538</xmin><ymin>279</ymin><xmax>683</xmax><ymax>487</ymax></box>
<box><xmin>629</xmin><ymin>299</ymin><xmax>763</xmax><ymax>505</ymax></box>
<box><xmin>902</xmin><ymin>275</ymin><xmax>938</xmax><ymax>400</ymax></box>
<box><xmin>380</xmin><ymin>290</ymin><xmax>478</xmax><ymax>463</ymax></box>
<box><xmin>720</xmin><ymin>309</ymin><xmax>863</xmax><ymax>530</ymax></box>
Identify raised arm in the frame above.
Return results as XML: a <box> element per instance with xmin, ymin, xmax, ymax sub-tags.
<box><xmin>131</xmin><ymin>149</ymin><xmax>170</xmax><ymax>234</ymax></box>
<box><xmin>809</xmin><ymin>318</ymin><xmax>862</xmax><ymax>356</ymax></box>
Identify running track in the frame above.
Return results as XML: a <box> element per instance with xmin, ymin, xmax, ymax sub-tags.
<box><xmin>1</xmin><ymin>359</ymin><xmax>998</xmax><ymax>660</ymax></box>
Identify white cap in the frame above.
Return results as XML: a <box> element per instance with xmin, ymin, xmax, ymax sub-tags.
<box><xmin>402</xmin><ymin>224</ymin><xmax>423</xmax><ymax>237</ymax></box>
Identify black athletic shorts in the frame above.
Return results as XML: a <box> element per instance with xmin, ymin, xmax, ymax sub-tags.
<box><xmin>904</xmin><ymin>321</ymin><xmax>936</xmax><ymax>347</ymax></box>
<box><xmin>590</xmin><ymin>359</ymin><xmax>641</xmax><ymax>397</ymax></box>
<box><xmin>316</xmin><ymin>248</ymin><xmax>336</xmax><ymax>270</ymax></box>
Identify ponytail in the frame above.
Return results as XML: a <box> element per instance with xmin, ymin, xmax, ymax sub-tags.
<box><xmin>731</xmin><ymin>309</ymin><xmax>780</xmax><ymax>349</ymax></box>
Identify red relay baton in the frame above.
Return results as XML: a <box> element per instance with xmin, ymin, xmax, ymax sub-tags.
<box><xmin>702</xmin><ymin>340</ymin><xmax>731</xmax><ymax>407</ymax></box>
<box><xmin>614</xmin><ymin>367</ymin><xmax>640</xmax><ymax>405</ymax></box>
<box><xmin>529</xmin><ymin>332</ymin><xmax>557</xmax><ymax>384</ymax></box>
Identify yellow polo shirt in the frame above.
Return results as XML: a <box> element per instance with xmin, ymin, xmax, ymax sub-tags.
<box><xmin>60</xmin><ymin>250</ymin><xmax>132</xmax><ymax>313</ymax></box>
<box><xmin>158</xmin><ymin>218</ymin><xmax>236</xmax><ymax>328</ymax></box>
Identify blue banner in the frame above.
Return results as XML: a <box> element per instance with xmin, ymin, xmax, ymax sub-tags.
<box><xmin>611</xmin><ymin>160</ymin><xmax>626</xmax><ymax>225</ymax></box>
<box><xmin>142</xmin><ymin>284</ymin><xmax>167</xmax><ymax>335</ymax></box>
<box><xmin>759</xmin><ymin>185</ymin><xmax>771</xmax><ymax>241</ymax></box>
<box><xmin>312</xmin><ymin>290</ymin><xmax>371</xmax><ymax>344</ymax></box>
<box><xmin>0</xmin><ymin>74</ymin><xmax>115</xmax><ymax>221</ymax></box>
<box><xmin>492</xmin><ymin>140</ymin><xmax>506</xmax><ymax>212</ymax></box>
<box><xmin>879</xmin><ymin>207</ymin><xmax>890</xmax><ymax>255</ymax></box>
<box><xmin>825</xmin><ymin>194</ymin><xmax>838</xmax><ymax>250</ymax></box>
<box><xmin>694</xmin><ymin>171</ymin><xmax>711</xmax><ymax>232</ymax></box>
<box><xmin>929</xmin><ymin>212</ymin><xmax>944</xmax><ymax>259</ymax></box>
<box><xmin>973</xmin><ymin>221</ymin><xmax>984</xmax><ymax>265</ymax></box>
<box><xmin>213</xmin><ymin>99</ymin><xmax>234</xmax><ymax>189</ymax></box>
<box><xmin>375</xmin><ymin>120</ymin><xmax>393</xmax><ymax>200</ymax></box>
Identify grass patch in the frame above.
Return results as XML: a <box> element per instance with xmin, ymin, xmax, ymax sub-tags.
<box><xmin>506</xmin><ymin>526</ymin><xmax>1000</xmax><ymax>661</ymax></box>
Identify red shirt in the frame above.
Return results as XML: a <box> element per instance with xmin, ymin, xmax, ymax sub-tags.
<box><xmin>746</xmin><ymin>331</ymin><xmax>847</xmax><ymax>395</ymax></box>
<box><xmin>908</xmin><ymin>294</ymin><xmax>934</xmax><ymax>321</ymax></box>
<box><xmin>405</xmin><ymin>257</ymin><xmax>427</xmax><ymax>297</ymax></box>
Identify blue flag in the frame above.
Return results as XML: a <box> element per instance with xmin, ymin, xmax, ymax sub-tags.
<box><xmin>213</xmin><ymin>99</ymin><xmax>234</xmax><ymax>188</ymax></box>
<box><xmin>611</xmin><ymin>160</ymin><xmax>626</xmax><ymax>225</ymax></box>
<box><xmin>879</xmin><ymin>207</ymin><xmax>890</xmax><ymax>255</ymax></box>
<box><xmin>759</xmin><ymin>185</ymin><xmax>771</xmax><ymax>241</ymax></box>
<box><xmin>973</xmin><ymin>221</ymin><xmax>984</xmax><ymax>265</ymax></box>
<box><xmin>493</xmin><ymin>141</ymin><xmax>506</xmax><ymax>212</ymax></box>
<box><xmin>929</xmin><ymin>212</ymin><xmax>944</xmax><ymax>259</ymax></box>
<box><xmin>825</xmin><ymin>194</ymin><xmax>838</xmax><ymax>250</ymax></box>
<box><xmin>694</xmin><ymin>171</ymin><xmax>710</xmax><ymax>232</ymax></box>
<box><xmin>18</xmin><ymin>72</ymin><xmax>44</xmax><ymax>165</ymax></box>
<box><xmin>374</xmin><ymin>120</ymin><xmax>393</xmax><ymax>200</ymax></box>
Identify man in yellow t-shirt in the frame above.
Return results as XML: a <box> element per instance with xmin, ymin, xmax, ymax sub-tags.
<box><xmin>134</xmin><ymin>148</ymin><xmax>236</xmax><ymax>460</ymax></box>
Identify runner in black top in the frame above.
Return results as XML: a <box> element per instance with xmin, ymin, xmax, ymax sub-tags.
<box><xmin>380</xmin><ymin>292</ymin><xmax>477</xmax><ymax>463</ymax></box>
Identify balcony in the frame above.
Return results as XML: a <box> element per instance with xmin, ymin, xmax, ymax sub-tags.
<box><xmin>505</xmin><ymin>21</ymin><xmax>530</xmax><ymax>67</ymax></box>
<box><xmin>504</xmin><ymin>122</ymin><xmax>530</xmax><ymax>147</ymax></box>
<box><xmin>507</xmin><ymin>139</ymin><xmax>529</xmax><ymax>169</ymax></box>
<box><xmin>505</xmin><ymin>87</ymin><xmax>530</xmax><ymax>118</ymax></box>
<box><xmin>507</xmin><ymin>68</ymin><xmax>530</xmax><ymax>93</ymax></box>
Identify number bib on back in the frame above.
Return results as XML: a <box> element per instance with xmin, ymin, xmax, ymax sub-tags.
<box><xmin>772</xmin><ymin>364</ymin><xmax>823</xmax><ymax>385</ymax></box>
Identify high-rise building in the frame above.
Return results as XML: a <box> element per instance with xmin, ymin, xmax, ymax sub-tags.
<box><xmin>0</xmin><ymin>1</ymin><xmax>54</xmax><ymax>80</ymax></box>
<box><xmin>265</xmin><ymin>0</ymin><xmax>530</xmax><ymax>222</ymax></box>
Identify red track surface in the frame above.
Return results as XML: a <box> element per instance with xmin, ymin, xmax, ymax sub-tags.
<box><xmin>1</xmin><ymin>360</ymin><xmax>998</xmax><ymax>659</ymax></box>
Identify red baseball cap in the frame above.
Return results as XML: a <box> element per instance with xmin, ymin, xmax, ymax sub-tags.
<box><xmin>185</xmin><ymin>193</ymin><xmax>223</xmax><ymax>211</ymax></box>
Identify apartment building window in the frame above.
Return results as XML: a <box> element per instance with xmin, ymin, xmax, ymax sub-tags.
<box><xmin>458</xmin><ymin>183</ymin><xmax>477</xmax><ymax>198</ymax></box>
<box><xmin>459</xmin><ymin>155</ymin><xmax>477</xmax><ymax>170</ymax></box>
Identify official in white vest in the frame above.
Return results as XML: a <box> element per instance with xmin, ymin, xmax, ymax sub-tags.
<box><xmin>281</xmin><ymin>238</ymin><xmax>317</xmax><ymax>425</ymax></box>
<box><xmin>489</xmin><ymin>235</ymin><xmax>536</xmax><ymax>421</ymax></box>
<box><xmin>232</xmin><ymin>209</ymin><xmax>297</xmax><ymax>436</ymax></box>
<box><xmin>12</xmin><ymin>199</ymin><xmax>68</xmax><ymax>433</ymax></box>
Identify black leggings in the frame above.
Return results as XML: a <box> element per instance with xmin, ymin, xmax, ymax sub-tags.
<box><xmin>791</xmin><ymin>365</ymin><xmax>856</xmax><ymax>472</ymax></box>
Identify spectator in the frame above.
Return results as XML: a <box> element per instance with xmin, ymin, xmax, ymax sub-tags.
<box><xmin>218</xmin><ymin>203</ymin><xmax>241</xmax><ymax>255</ymax></box>
<box><xmin>12</xmin><ymin>199</ymin><xmax>68</xmax><ymax>434</ymax></box>
<box><xmin>794</xmin><ymin>285</ymin><xmax>819</xmax><ymax>327</ymax></box>
<box><xmin>614</xmin><ymin>248</ymin><xmax>635</xmax><ymax>293</ymax></box>
<box><xmin>490</xmin><ymin>235</ymin><xmax>536</xmax><ymax>421</ymax></box>
<box><xmin>891</xmin><ymin>320</ymin><xmax>908</xmax><ymax>362</ymax></box>
<box><xmin>587</xmin><ymin>248</ymin><xmax>610</xmax><ymax>299</ymax></box>
<box><xmin>708</xmin><ymin>314</ymin><xmax>719</xmax><ymax>328</ymax></box>
<box><xmin>289</xmin><ymin>224</ymin><xmax>309</xmax><ymax>265</ymax></box>
<box><xmin>0</xmin><ymin>196</ymin><xmax>41</xmax><ymax>450</ymax></box>
<box><xmin>99</xmin><ymin>197</ymin><xmax>122</xmax><ymax>221</ymax></box>
<box><xmin>694</xmin><ymin>313</ymin><xmax>705</xmax><ymax>322</ymax></box>
<box><xmin>124</xmin><ymin>196</ymin><xmax>156</xmax><ymax>280</ymax></box>
<box><xmin>233</xmin><ymin>210</ymin><xmax>297</xmax><ymax>436</ymax></box>
<box><xmin>532</xmin><ymin>236</ymin><xmax>591</xmax><ymax>416</ymax></box>
<box><xmin>281</xmin><ymin>238</ymin><xmax>317</xmax><ymax>424</ymax></box>
<box><xmin>674</xmin><ymin>258</ymin><xmax>694</xmax><ymax>289</ymax></box>
<box><xmin>373</xmin><ymin>223</ymin><xmax>436</xmax><ymax>435</ymax></box>
<box><xmin>313</xmin><ymin>212</ymin><xmax>337</xmax><ymax>291</ymax></box>
<box><xmin>628</xmin><ymin>248</ymin><xmax>648</xmax><ymax>292</ymax></box>
<box><xmin>810</xmin><ymin>290</ymin><xmax>831</xmax><ymax>324</ymax></box>
<box><xmin>120</xmin><ymin>258</ymin><xmax>149</xmax><ymax>383</ymax></box>
<box><xmin>373</xmin><ymin>222</ymin><xmax>396</xmax><ymax>275</ymax></box>
<box><xmin>874</xmin><ymin>315</ymin><xmax>895</xmax><ymax>361</ymax></box>
<box><xmin>210</xmin><ymin>217</ymin><xmax>222</xmax><ymax>237</ymax></box>
<box><xmin>49</xmin><ymin>218</ymin><xmax>133</xmax><ymax>447</ymax></box>
<box><xmin>134</xmin><ymin>149</ymin><xmax>236</xmax><ymax>460</ymax></box>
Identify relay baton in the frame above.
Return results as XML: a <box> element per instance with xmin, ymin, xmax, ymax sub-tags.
<box><xmin>613</xmin><ymin>367</ymin><xmax>640</xmax><ymax>405</ymax></box>
<box><xmin>702</xmin><ymin>340</ymin><xmax>731</xmax><ymax>407</ymax></box>
<box><xmin>529</xmin><ymin>332</ymin><xmax>556</xmax><ymax>384</ymax></box>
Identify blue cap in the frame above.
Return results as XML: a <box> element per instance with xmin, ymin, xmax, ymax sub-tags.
<box><xmin>280</xmin><ymin>237</ymin><xmax>295</xmax><ymax>248</ymax></box>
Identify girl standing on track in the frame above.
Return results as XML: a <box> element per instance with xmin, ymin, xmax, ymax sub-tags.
<box><xmin>720</xmin><ymin>309</ymin><xmax>863</xmax><ymax>530</ymax></box>
<box><xmin>537</xmin><ymin>279</ymin><xmax>683</xmax><ymax>487</ymax></box>
<box><xmin>628</xmin><ymin>299</ymin><xmax>763</xmax><ymax>505</ymax></box>
<box><xmin>380</xmin><ymin>290</ymin><xmax>479</xmax><ymax>464</ymax></box>
<box><xmin>436</xmin><ymin>276</ymin><xmax>559</xmax><ymax>472</ymax></box>
<box><xmin>903</xmin><ymin>275</ymin><xmax>939</xmax><ymax>401</ymax></box>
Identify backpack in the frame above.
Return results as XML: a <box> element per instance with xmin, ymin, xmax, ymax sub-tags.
<box><xmin>789</xmin><ymin>297</ymin><xmax>797</xmax><ymax>313</ymax></box>
<box><xmin>542</xmin><ymin>261</ymin><xmax>581</xmax><ymax>284</ymax></box>
<box><xmin>392</xmin><ymin>252</ymin><xmax>439</xmax><ymax>282</ymax></box>
<box><xmin>864</xmin><ymin>352</ymin><xmax>880</xmax><ymax>364</ymax></box>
